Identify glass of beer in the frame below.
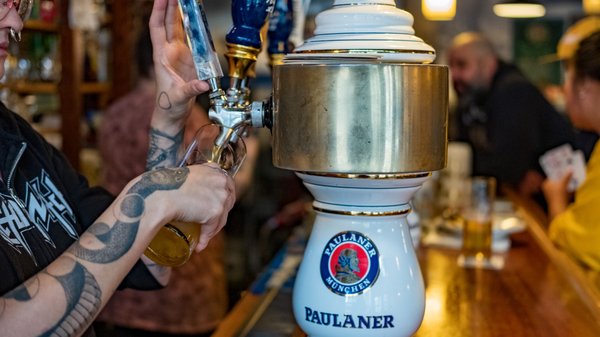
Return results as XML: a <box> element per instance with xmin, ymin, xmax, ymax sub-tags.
<box><xmin>145</xmin><ymin>124</ymin><xmax>246</xmax><ymax>267</ymax></box>
<box><xmin>458</xmin><ymin>176</ymin><xmax>497</xmax><ymax>268</ymax></box>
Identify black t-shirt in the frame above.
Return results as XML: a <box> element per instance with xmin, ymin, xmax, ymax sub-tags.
<box><xmin>453</xmin><ymin>61</ymin><xmax>576</xmax><ymax>187</ymax></box>
<box><xmin>0</xmin><ymin>104</ymin><xmax>160</xmax><ymax>336</ymax></box>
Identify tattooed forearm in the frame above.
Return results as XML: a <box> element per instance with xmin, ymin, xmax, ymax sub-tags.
<box><xmin>141</xmin><ymin>255</ymin><xmax>171</xmax><ymax>285</ymax></box>
<box><xmin>147</xmin><ymin>127</ymin><xmax>184</xmax><ymax>169</ymax></box>
<box><xmin>0</xmin><ymin>259</ymin><xmax>101</xmax><ymax>337</ymax></box>
<box><xmin>40</xmin><ymin>258</ymin><xmax>102</xmax><ymax>337</ymax></box>
<box><xmin>129</xmin><ymin>167</ymin><xmax>189</xmax><ymax>197</ymax></box>
<box><xmin>3</xmin><ymin>280</ymin><xmax>36</xmax><ymax>302</ymax></box>
<box><xmin>0</xmin><ymin>168</ymin><xmax>190</xmax><ymax>335</ymax></box>
<box><xmin>71</xmin><ymin>222</ymin><xmax>137</xmax><ymax>264</ymax></box>
<box><xmin>72</xmin><ymin>167</ymin><xmax>189</xmax><ymax>264</ymax></box>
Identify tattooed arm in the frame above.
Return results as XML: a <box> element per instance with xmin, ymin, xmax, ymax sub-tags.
<box><xmin>0</xmin><ymin>165</ymin><xmax>235</xmax><ymax>337</ymax></box>
<box><xmin>148</xmin><ymin>0</ymin><xmax>210</xmax><ymax>168</ymax></box>
<box><xmin>142</xmin><ymin>0</ymin><xmax>213</xmax><ymax>282</ymax></box>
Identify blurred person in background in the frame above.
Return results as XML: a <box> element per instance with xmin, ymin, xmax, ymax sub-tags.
<box><xmin>96</xmin><ymin>8</ymin><xmax>258</xmax><ymax>337</ymax></box>
<box><xmin>448</xmin><ymin>32</ymin><xmax>576</xmax><ymax>200</ymax></box>
<box><xmin>0</xmin><ymin>1</ymin><xmax>235</xmax><ymax>336</ymax></box>
<box><xmin>542</xmin><ymin>17</ymin><xmax>600</xmax><ymax>270</ymax></box>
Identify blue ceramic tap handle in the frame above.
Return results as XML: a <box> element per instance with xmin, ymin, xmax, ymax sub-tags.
<box><xmin>177</xmin><ymin>0</ymin><xmax>223</xmax><ymax>81</ymax></box>
<box><xmin>267</xmin><ymin>0</ymin><xmax>294</xmax><ymax>55</ymax></box>
<box><xmin>226</xmin><ymin>0</ymin><xmax>275</xmax><ymax>49</ymax></box>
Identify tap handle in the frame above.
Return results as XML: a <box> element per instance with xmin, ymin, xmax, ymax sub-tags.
<box><xmin>177</xmin><ymin>0</ymin><xmax>223</xmax><ymax>85</ymax></box>
<box><xmin>227</xmin><ymin>0</ymin><xmax>275</xmax><ymax>49</ymax></box>
<box><xmin>225</xmin><ymin>0</ymin><xmax>275</xmax><ymax>81</ymax></box>
<box><xmin>267</xmin><ymin>0</ymin><xmax>294</xmax><ymax>66</ymax></box>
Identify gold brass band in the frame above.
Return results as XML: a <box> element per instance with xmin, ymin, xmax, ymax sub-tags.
<box><xmin>226</xmin><ymin>43</ymin><xmax>261</xmax><ymax>79</ymax></box>
<box><xmin>299</xmin><ymin>172</ymin><xmax>431</xmax><ymax>180</ymax></box>
<box><xmin>269</xmin><ymin>53</ymin><xmax>286</xmax><ymax>67</ymax></box>
<box><xmin>312</xmin><ymin>206</ymin><xmax>411</xmax><ymax>217</ymax></box>
<box><xmin>272</xmin><ymin>63</ymin><xmax>448</xmax><ymax>173</ymax></box>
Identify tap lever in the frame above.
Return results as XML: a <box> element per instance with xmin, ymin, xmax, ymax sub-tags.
<box><xmin>177</xmin><ymin>0</ymin><xmax>224</xmax><ymax>82</ymax></box>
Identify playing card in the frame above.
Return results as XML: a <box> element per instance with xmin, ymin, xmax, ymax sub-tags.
<box><xmin>539</xmin><ymin>144</ymin><xmax>586</xmax><ymax>192</ymax></box>
<box><xmin>539</xmin><ymin>144</ymin><xmax>574</xmax><ymax>181</ymax></box>
<box><xmin>569</xmin><ymin>150</ymin><xmax>587</xmax><ymax>191</ymax></box>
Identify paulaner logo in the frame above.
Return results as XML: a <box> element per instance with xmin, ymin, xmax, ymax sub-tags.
<box><xmin>304</xmin><ymin>307</ymin><xmax>394</xmax><ymax>329</ymax></box>
<box><xmin>320</xmin><ymin>230</ymin><xmax>380</xmax><ymax>296</ymax></box>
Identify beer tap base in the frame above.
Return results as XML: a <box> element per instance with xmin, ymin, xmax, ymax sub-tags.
<box><xmin>292</xmin><ymin>173</ymin><xmax>428</xmax><ymax>337</ymax></box>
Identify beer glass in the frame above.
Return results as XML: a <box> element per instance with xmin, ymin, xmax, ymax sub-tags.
<box><xmin>145</xmin><ymin>124</ymin><xmax>246</xmax><ymax>267</ymax></box>
<box><xmin>458</xmin><ymin>176</ymin><xmax>497</xmax><ymax>268</ymax></box>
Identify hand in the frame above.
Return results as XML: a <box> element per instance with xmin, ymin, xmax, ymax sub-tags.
<box><xmin>149</xmin><ymin>0</ymin><xmax>210</xmax><ymax>127</ymax></box>
<box><xmin>541</xmin><ymin>170</ymin><xmax>572</xmax><ymax>220</ymax></box>
<box><xmin>171</xmin><ymin>164</ymin><xmax>236</xmax><ymax>251</ymax></box>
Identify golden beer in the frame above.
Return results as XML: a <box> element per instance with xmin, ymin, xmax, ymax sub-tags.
<box><xmin>145</xmin><ymin>221</ymin><xmax>201</xmax><ymax>267</ymax></box>
<box><xmin>461</xmin><ymin>218</ymin><xmax>492</xmax><ymax>260</ymax></box>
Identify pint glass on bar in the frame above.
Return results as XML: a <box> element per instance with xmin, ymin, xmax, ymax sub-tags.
<box><xmin>459</xmin><ymin>176</ymin><xmax>496</xmax><ymax>267</ymax></box>
<box><xmin>462</xmin><ymin>217</ymin><xmax>493</xmax><ymax>259</ymax></box>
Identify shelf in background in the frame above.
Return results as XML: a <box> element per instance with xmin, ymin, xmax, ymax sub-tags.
<box><xmin>1</xmin><ymin>81</ymin><xmax>111</xmax><ymax>95</ymax></box>
<box><xmin>24</xmin><ymin>20</ymin><xmax>59</xmax><ymax>33</ymax></box>
<box><xmin>81</xmin><ymin>82</ymin><xmax>111</xmax><ymax>94</ymax></box>
<box><xmin>1</xmin><ymin>81</ymin><xmax>57</xmax><ymax>94</ymax></box>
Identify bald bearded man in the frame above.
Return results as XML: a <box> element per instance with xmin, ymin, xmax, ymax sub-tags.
<box><xmin>448</xmin><ymin>32</ymin><xmax>576</xmax><ymax>200</ymax></box>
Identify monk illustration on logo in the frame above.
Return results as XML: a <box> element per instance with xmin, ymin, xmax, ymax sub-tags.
<box><xmin>334</xmin><ymin>248</ymin><xmax>361</xmax><ymax>284</ymax></box>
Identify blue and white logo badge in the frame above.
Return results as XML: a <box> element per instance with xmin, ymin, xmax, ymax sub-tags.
<box><xmin>320</xmin><ymin>231</ymin><xmax>380</xmax><ymax>296</ymax></box>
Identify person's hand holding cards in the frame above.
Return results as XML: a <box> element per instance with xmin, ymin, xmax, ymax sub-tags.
<box><xmin>539</xmin><ymin>144</ymin><xmax>586</xmax><ymax>193</ymax></box>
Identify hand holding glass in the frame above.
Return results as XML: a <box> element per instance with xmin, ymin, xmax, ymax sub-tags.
<box><xmin>145</xmin><ymin>124</ymin><xmax>246</xmax><ymax>267</ymax></box>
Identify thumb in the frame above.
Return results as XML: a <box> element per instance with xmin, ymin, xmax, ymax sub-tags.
<box><xmin>169</xmin><ymin>80</ymin><xmax>210</xmax><ymax>104</ymax></box>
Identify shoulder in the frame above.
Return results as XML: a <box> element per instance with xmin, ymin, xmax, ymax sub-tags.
<box><xmin>0</xmin><ymin>103</ymin><xmax>56</xmax><ymax>152</ymax></box>
<box><xmin>487</xmin><ymin>64</ymin><xmax>556</xmax><ymax>117</ymax></box>
<box><xmin>493</xmin><ymin>66</ymin><xmax>538</xmax><ymax>96</ymax></box>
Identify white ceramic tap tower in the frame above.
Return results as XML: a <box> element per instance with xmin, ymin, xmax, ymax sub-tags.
<box><xmin>270</xmin><ymin>1</ymin><xmax>449</xmax><ymax>336</ymax></box>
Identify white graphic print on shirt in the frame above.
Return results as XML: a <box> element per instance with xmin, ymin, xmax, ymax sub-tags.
<box><xmin>0</xmin><ymin>170</ymin><xmax>78</xmax><ymax>260</ymax></box>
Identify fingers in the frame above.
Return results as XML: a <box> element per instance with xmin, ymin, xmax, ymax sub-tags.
<box><xmin>195</xmin><ymin>233</ymin><xmax>210</xmax><ymax>252</ymax></box>
<box><xmin>173</xmin><ymin>80</ymin><xmax>211</xmax><ymax>102</ymax></box>
<box><xmin>200</xmin><ymin>164</ymin><xmax>236</xmax><ymax>215</ymax></box>
<box><xmin>149</xmin><ymin>0</ymin><xmax>168</xmax><ymax>46</ymax></box>
<box><xmin>150</xmin><ymin>0</ymin><xmax>209</xmax><ymax>117</ymax></box>
<box><xmin>164</xmin><ymin>0</ymin><xmax>184</xmax><ymax>42</ymax></box>
<box><xmin>150</xmin><ymin>0</ymin><xmax>181</xmax><ymax>43</ymax></box>
<box><xmin>195</xmin><ymin>212</ymin><xmax>228</xmax><ymax>253</ymax></box>
<box><xmin>191</xmin><ymin>165</ymin><xmax>236</xmax><ymax>252</ymax></box>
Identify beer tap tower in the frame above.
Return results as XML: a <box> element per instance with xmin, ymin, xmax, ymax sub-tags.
<box><xmin>179</xmin><ymin>0</ymin><xmax>448</xmax><ymax>336</ymax></box>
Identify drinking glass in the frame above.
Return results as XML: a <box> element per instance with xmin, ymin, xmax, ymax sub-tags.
<box><xmin>145</xmin><ymin>124</ymin><xmax>246</xmax><ymax>267</ymax></box>
<box><xmin>458</xmin><ymin>176</ymin><xmax>501</xmax><ymax>269</ymax></box>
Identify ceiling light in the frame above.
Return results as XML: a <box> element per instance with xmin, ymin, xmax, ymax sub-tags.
<box><xmin>584</xmin><ymin>0</ymin><xmax>600</xmax><ymax>14</ymax></box>
<box><xmin>493</xmin><ymin>0</ymin><xmax>546</xmax><ymax>18</ymax></box>
<box><xmin>422</xmin><ymin>0</ymin><xmax>456</xmax><ymax>21</ymax></box>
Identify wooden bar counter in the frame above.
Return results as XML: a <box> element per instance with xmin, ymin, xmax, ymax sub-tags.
<box><xmin>212</xmin><ymin>192</ymin><xmax>600</xmax><ymax>337</ymax></box>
